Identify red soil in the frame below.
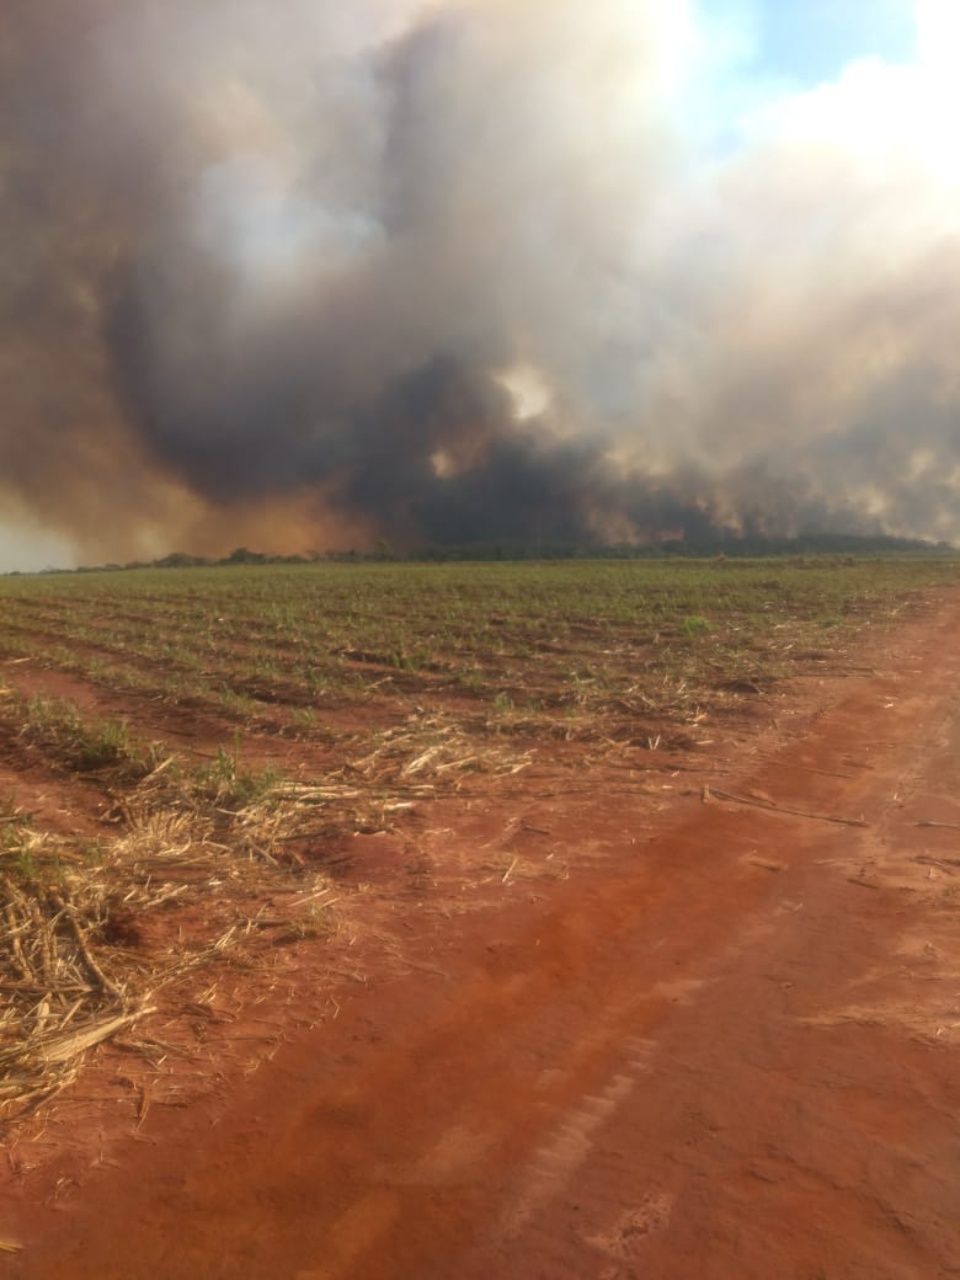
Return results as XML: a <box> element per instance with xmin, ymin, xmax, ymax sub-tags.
<box><xmin>4</xmin><ymin>594</ymin><xmax>960</xmax><ymax>1278</ymax></box>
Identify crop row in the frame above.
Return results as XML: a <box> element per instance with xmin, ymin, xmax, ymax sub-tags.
<box><xmin>0</xmin><ymin>558</ymin><xmax>953</xmax><ymax>737</ymax></box>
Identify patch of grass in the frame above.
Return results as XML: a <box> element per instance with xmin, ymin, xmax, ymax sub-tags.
<box><xmin>218</xmin><ymin>688</ymin><xmax>260</xmax><ymax>722</ymax></box>
<box><xmin>18</xmin><ymin>695</ymin><xmax>158</xmax><ymax>775</ymax></box>
<box><xmin>683</xmin><ymin>615</ymin><xmax>712</xmax><ymax>636</ymax></box>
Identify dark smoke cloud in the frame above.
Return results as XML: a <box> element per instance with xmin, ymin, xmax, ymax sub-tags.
<box><xmin>1</xmin><ymin>0</ymin><xmax>958</xmax><ymax>559</ymax></box>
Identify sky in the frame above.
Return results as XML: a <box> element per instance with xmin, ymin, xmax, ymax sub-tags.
<box><xmin>2</xmin><ymin>0</ymin><xmax>959</xmax><ymax>570</ymax></box>
<box><xmin>734</xmin><ymin>0</ymin><xmax>915</xmax><ymax>84</ymax></box>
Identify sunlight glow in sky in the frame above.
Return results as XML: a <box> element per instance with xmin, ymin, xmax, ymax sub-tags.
<box><xmin>0</xmin><ymin>525</ymin><xmax>75</xmax><ymax>575</ymax></box>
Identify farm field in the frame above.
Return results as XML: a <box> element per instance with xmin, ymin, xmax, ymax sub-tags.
<box><xmin>2</xmin><ymin>555</ymin><xmax>960</xmax><ymax>1278</ymax></box>
<box><xmin>2</xmin><ymin>557</ymin><xmax>947</xmax><ymax>722</ymax></box>
<box><xmin>0</xmin><ymin>555</ymin><xmax>955</xmax><ymax>1117</ymax></box>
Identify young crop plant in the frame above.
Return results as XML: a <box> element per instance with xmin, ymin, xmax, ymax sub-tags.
<box><xmin>195</xmin><ymin>743</ymin><xmax>283</xmax><ymax>810</ymax></box>
<box><xmin>679</xmin><ymin>613</ymin><xmax>708</xmax><ymax>636</ymax></box>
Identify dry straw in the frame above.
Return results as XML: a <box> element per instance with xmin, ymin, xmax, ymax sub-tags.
<box><xmin>0</xmin><ymin>708</ymin><xmax>533</xmax><ymax>1124</ymax></box>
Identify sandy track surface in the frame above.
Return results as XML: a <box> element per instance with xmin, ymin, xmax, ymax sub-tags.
<box><xmin>5</xmin><ymin>597</ymin><xmax>960</xmax><ymax>1279</ymax></box>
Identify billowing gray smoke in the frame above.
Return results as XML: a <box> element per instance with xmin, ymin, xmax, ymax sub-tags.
<box><xmin>2</xmin><ymin>0</ymin><xmax>959</xmax><ymax>558</ymax></box>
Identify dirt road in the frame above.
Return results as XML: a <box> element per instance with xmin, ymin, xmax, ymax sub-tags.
<box><xmin>5</xmin><ymin>596</ymin><xmax>960</xmax><ymax>1278</ymax></box>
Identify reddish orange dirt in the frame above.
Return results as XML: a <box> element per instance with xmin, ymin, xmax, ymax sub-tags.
<box><xmin>5</xmin><ymin>595</ymin><xmax>960</xmax><ymax>1278</ymax></box>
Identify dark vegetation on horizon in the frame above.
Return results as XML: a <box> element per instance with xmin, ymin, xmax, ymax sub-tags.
<box><xmin>11</xmin><ymin>533</ymin><xmax>955</xmax><ymax>576</ymax></box>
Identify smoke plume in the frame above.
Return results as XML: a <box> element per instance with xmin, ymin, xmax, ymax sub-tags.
<box><xmin>2</xmin><ymin>0</ymin><xmax>959</xmax><ymax>559</ymax></box>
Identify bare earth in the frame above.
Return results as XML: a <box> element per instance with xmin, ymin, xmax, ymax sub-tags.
<box><xmin>4</xmin><ymin>592</ymin><xmax>960</xmax><ymax>1279</ymax></box>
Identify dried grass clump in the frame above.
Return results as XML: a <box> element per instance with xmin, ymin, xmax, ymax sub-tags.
<box><xmin>0</xmin><ymin>755</ymin><xmax>339</xmax><ymax>1125</ymax></box>
<box><xmin>0</xmin><ymin>818</ymin><xmax>154</xmax><ymax>1115</ymax></box>
<box><xmin>342</xmin><ymin>710</ymin><xmax>533</xmax><ymax>788</ymax></box>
